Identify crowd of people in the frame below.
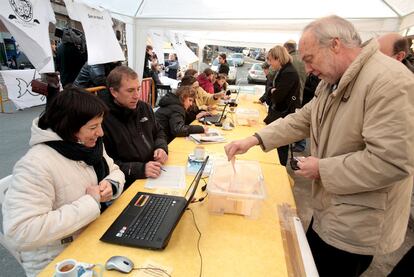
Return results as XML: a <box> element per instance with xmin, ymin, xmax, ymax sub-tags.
<box><xmin>2</xmin><ymin>15</ymin><xmax>414</xmax><ymax>277</ymax></box>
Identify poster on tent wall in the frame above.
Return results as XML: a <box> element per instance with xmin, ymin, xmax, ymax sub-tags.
<box><xmin>149</xmin><ymin>30</ymin><xmax>165</xmax><ymax>65</ymax></box>
<box><xmin>0</xmin><ymin>0</ymin><xmax>55</xmax><ymax>73</ymax></box>
<box><xmin>168</xmin><ymin>32</ymin><xmax>198</xmax><ymax>67</ymax></box>
<box><xmin>1</xmin><ymin>70</ymin><xmax>45</xmax><ymax>110</ymax></box>
<box><xmin>64</xmin><ymin>0</ymin><xmax>125</xmax><ymax>65</ymax></box>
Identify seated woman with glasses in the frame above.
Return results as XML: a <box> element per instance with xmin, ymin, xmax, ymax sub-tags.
<box><xmin>2</xmin><ymin>87</ymin><xmax>125</xmax><ymax>276</ymax></box>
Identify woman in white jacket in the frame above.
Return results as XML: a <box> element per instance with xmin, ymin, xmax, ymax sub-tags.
<box><xmin>2</xmin><ymin>87</ymin><xmax>125</xmax><ymax>276</ymax></box>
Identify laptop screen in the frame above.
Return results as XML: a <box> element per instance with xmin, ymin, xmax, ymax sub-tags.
<box><xmin>184</xmin><ymin>156</ymin><xmax>209</xmax><ymax>208</ymax></box>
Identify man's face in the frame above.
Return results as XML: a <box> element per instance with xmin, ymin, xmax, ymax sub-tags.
<box><xmin>299</xmin><ymin>31</ymin><xmax>339</xmax><ymax>84</ymax></box>
<box><xmin>110</xmin><ymin>76</ymin><xmax>141</xmax><ymax>109</ymax></box>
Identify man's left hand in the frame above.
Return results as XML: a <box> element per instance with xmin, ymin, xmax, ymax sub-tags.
<box><xmin>295</xmin><ymin>156</ymin><xmax>320</xmax><ymax>179</ymax></box>
<box><xmin>154</xmin><ymin>148</ymin><xmax>168</xmax><ymax>164</ymax></box>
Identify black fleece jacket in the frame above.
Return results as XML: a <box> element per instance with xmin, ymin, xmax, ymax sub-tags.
<box><xmin>155</xmin><ymin>92</ymin><xmax>204</xmax><ymax>143</ymax></box>
<box><xmin>100</xmin><ymin>91</ymin><xmax>168</xmax><ymax>189</ymax></box>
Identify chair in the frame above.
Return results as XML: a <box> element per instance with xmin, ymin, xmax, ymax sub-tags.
<box><xmin>155</xmin><ymin>84</ymin><xmax>172</xmax><ymax>107</ymax></box>
<box><xmin>85</xmin><ymin>86</ymin><xmax>107</xmax><ymax>95</ymax></box>
<box><xmin>0</xmin><ymin>175</ymin><xmax>22</xmax><ymax>265</ymax></box>
<box><xmin>141</xmin><ymin>78</ymin><xmax>156</xmax><ymax>107</ymax></box>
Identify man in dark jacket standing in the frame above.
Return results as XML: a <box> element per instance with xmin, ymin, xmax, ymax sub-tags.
<box><xmin>101</xmin><ymin>66</ymin><xmax>168</xmax><ymax>189</ymax></box>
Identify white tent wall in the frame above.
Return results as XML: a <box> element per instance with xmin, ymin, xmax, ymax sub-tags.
<box><xmin>82</xmin><ymin>0</ymin><xmax>414</xmax><ymax>78</ymax></box>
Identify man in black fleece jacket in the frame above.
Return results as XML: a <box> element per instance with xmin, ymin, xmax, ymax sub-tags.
<box><xmin>100</xmin><ymin>66</ymin><xmax>168</xmax><ymax>189</ymax></box>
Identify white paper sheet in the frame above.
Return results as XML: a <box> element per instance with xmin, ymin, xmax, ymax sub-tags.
<box><xmin>144</xmin><ymin>166</ymin><xmax>186</xmax><ymax>189</ymax></box>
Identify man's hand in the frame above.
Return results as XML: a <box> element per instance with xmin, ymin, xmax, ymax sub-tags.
<box><xmin>98</xmin><ymin>180</ymin><xmax>113</xmax><ymax>202</ymax></box>
<box><xmin>295</xmin><ymin>156</ymin><xmax>320</xmax><ymax>179</ymax></box>
<box><xmin>145</xmin><ymin>161</ymin><xmax>162</xmax><ymax>178</ymax></box>
<box><xmin>224</xmin><ymin>136</ymin><xmax>259</xmax><ymax>161</ymax></box>
<box><xmin>154</xmin><ymin>148</ymin><xmax>168</xmax><ymax>164</ymax></box>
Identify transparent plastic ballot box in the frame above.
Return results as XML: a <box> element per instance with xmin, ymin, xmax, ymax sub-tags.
<box><xmin>206</xmin><ymin>160</ymin><xmax>266</xmax><ymax>218</ymax></box>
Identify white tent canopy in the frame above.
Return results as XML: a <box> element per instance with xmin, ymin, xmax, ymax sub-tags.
<box><xmin>79</xmin><ymin>0</ymin><xmax>414</xmax><ymax>77</ymax></box>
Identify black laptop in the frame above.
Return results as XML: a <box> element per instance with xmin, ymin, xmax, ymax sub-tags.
<box><xmin>100</xmin><ymin>157</ymin><xmax>209</xmax><ymax>249</ymax></box>
<box><xmin>199</xmin><ymin>103</ymin><xmax>228</xmax><ymax>124</ymax></box>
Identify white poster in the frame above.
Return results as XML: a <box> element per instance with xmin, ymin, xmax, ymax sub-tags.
<box><xmin>1</xmin><ymin>69</ymin><xmax>46</xmax><ymax>110</ymax></box>
<box><xmin>64</xmin><ymin>0</ymin><xmax>125</xmax><ymax>65</ymax></box>
<box><xmin>149</xmin><ymin>30</ymin><xmax>165</xmax><ymax>65</ymax></box>
<box><xmin>0</xmin><ymin>0</ymin><xmax>56</xmax><ymax>73</ymax></box>
<box><xmin>168</xmin><ymin>31</ymin><xmax>198</xmax><ymax>67</ymax></box>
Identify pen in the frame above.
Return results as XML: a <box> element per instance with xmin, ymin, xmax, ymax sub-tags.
<box><xmin>161</xmin><ymin>167</ymin><xmax>167</xmax><ymax>172</ymax></box>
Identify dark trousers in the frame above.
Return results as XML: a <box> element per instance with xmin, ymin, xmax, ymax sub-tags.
<box><xmin>388</xmin><ymin>246</ymin><xmax>414</xmax><ymax>277</ymax></box>
<box><xmin>306</xmin><ymin>220</ymin><xmax>373</xmax><ymax>277</ymax></box>
<box><xmin>277</xmin><ymin>145</ymin><xmax>289</xmax><ymax>166</ymax></box>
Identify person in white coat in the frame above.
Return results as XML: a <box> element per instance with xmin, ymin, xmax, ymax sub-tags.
<box><xmin>2</xmin><ymin>87</ymin><xmax>125</xmax><ymax>276</ymax></box>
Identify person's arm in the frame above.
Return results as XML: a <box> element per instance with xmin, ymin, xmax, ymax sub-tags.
<box><xmin>166</xmin><ymin>60</ymin><xmax>179</xmax><ymax>70</ymax></box>
<box><xmin>3</xmin><ymin>157</ymin><xmax>100</xmax><ymax>251</ymax></box>
<box><xmin>169</xmin><ymin>110</ymin><xmax>204</xmax><ymax>137</ymax></box>
<box><xmin>149</xmin><ymin>108</ymin><xmax>168</xmax><ymax>153</ymax></box>
<box><xmin>102</xmin><ymin>148</ymin><xmax>125</xmax><ymax>199</ymax></box>
<box><xmin>256</xmin><ymin>98</ymin><xmax>312</xmax><ymax>151</ymax></box>
<box><xmin>102</xmin><ymin>125</ymin><xmax>147</xmax><ymax>180</ymax></box>
<box><xmin>319</xmin><ymin>76</ymin><xmax>414</xmax><ymax>194</ymax></box>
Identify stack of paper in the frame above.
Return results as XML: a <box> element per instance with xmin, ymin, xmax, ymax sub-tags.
<box><xmin>189</xmin><ymin>129</ymin><xmax>226</xmax><ymax>144</ymax></box>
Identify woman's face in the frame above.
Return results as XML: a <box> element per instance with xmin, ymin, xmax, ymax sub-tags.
<box><xmin>267</xmin><ymin>55</ymin><xmax>281</xmax><ymax>70</ymax></box>
<box><xmin>183</xmin><ymin>97</ymin><xmax>194</xmax><ymax>110</ymax></box>
<box><xmin>191</xmin><ymin>81</ymin><xmax>200</xmax><ymax>92</ymax></box>
<box><xmin>217</xmin><ymin>79</ymin><xmax>225</xmax><ymax>86</ymax></box>
<box><xmin>75</xmin><ymin>115</ymin><xmax>104</xmax><ymax>148</ymax></box>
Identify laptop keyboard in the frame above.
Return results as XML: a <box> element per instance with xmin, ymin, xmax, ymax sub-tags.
<box><xmin>120</xmin><ymin>196</ymin><xmax>174</xmax><ymax>241</ymax></box>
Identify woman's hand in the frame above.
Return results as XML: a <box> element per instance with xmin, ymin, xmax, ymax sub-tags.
<box><xmin>154</xmin><ymin>148</ymin><xmax>168</xmax><ymax>164</ymax></box>
<box><xmin>98</xmin><ymin>180</ymin><xmax>113</xmax><ymax>202</ymax></box>
<box><xmin>196</xmin><ymin>111</ymin><xmax>211</xmax><ymax>119</ymax></box>
<box><xmin>86</xmin><ymin>185</ymin><xmax>101</xmax><ymax>203</ymax></box>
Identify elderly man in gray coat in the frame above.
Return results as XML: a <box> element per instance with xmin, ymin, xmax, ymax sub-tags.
<box><xmin>225</xmin><ymin>15</ymin><xmax>414</xmax><ymax>277</ymax></box>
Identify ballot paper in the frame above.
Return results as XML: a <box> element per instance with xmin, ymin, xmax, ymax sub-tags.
<box><xmin>144</xmin><ymin>166</ymin><xmax>186</xmax><ymax>189</ymax></box>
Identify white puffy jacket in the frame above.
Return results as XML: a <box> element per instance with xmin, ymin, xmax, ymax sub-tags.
<box><xmin>2</xmin><ymin>118</ymin><xmax>125</xmax><ymax>276</ymax></box>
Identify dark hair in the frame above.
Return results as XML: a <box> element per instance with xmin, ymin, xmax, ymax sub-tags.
<box><xmin>106</xmin><ymin>65</ymin><xmax>138</xmax><ymax>91</ymax></box>
<box><xmin>283</xmin><ymin>41</ymin><xmax>297</xmax><ymax>53</ymax></box>
<box><xmin>180</xmin><ymin>75</ymin><xmax>197</xmax><ymax>86</ymax></box>
<box><xmin>175</xmin><ymin>86</ymin><xmax>195</xmax><ymax>105</ymax></box>
<box><xmin>393</xmin><ymin>38</ymin><xmax>410</xmax><ymax>55</ymax></box>
<box><xmin>146</xmin><ymin>45</ymin><xmax>153</xmax><ymax>51</ymax></box>
<box><xmin>203</xmin><ymin>68</ymin><xmax>214</xmax><ymax>76</ymax></box>
<box><xmin>216</xmin><ymin>73</ymin><xmax>227</xmax><ymax>80</ymax></box>
<box><xmin>38</xmin><ymin>86</ymin><xmax>108</xmax><ymax>142</ymax></box>
<box><xmin>184</xmin><ymin>69</ymin><xmax>198</xmax><ymax>77</ymax></box>
<box><xmin>219</xmin><ymin>53</ymin><xmax>226</xmax><ymax>61</ymax></box>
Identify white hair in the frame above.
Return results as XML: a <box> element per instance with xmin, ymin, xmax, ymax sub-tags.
<box><xmin>303</xmin><ymin>15</ymin><xmax>361</xmax><ymax>48</ymax></box>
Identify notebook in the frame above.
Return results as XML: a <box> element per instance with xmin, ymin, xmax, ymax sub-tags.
<box><xmin>100</xmin><ymin>156</ymin><xmax>209</xmax><ymax>249</ymax></box>
<box><xmin>199</xmin><ymin>103</ymin><xmax>228</xmax><ymax>124</ymax></box>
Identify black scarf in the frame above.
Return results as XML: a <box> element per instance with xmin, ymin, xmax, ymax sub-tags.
<box><xmin>45</xmin><ymin>137</ymin><xmax>109</xmax><ymax>182</ymax></box>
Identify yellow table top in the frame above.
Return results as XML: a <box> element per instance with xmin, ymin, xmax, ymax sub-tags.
<box><xmin>39</xmin><ymin>91</ymin><xmax>296</xmax><ymax>276</ymax></box>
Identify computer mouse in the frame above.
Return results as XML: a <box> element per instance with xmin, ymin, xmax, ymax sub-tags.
<box><xmin>105</xmin><ymin>255</ymin><xmax>134</xmax><ymax>273</ymax></box>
